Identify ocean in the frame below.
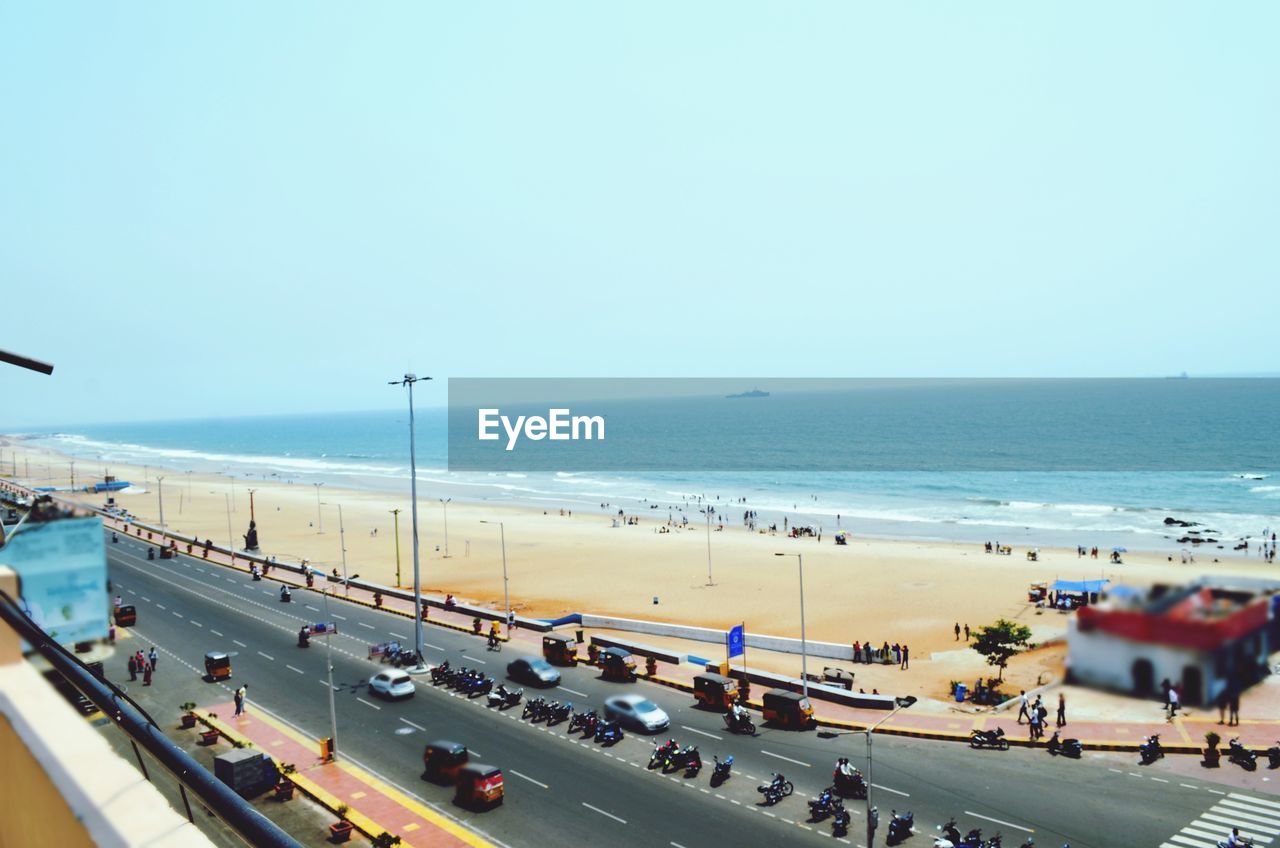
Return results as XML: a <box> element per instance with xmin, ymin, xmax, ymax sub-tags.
<box><xmin>11</xmin><ymin>380</ymin><xmax>1280</xmax><ymax>553</ymax></box>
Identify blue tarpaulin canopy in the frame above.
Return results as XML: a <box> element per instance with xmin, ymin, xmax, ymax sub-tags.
<box><xmin>1051</xmin><ymin>579</ymin><xmax>1110</xmax><ymax>594</ymax></box>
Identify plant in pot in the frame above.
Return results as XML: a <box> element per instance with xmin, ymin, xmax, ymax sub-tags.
<box><xmin>274</xmin><ymin>765</ymin><xmax>296</xmax><ymax>801</ymax></box>
<box><xmin>1204</xmin><ymin>731</ymin><xmax>1222</xmax><ymax>767</ymax></box>
<box><xmin>329</xmin><ymin>805</ymin><xmax>354</xmax><ymax>843</ymax></box>
<box><xmin>371</xmin><ymin>834</ymin><xmax>401</xmax><ymax>848</ymax></box>
<box><xmin>180</xmin><ymin>702</ymin><xmax>198</xmax><ymax>729</ymax></box>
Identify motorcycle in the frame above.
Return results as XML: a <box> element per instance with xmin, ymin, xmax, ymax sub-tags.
<box><xmin>808</xmin><ymin>786</ymin><xmax>835</xmax><ymax>821</ymax></box>
<box><xmin>970</xmin><ymin>728</ymin><xmax>1009</xmax><ymax>750</ymax></box>
<box><xmin>886</xmin><ymin>809</ymin><xmax>915</xmax><ymax>845</ymax></box>
<box><xmin>547</xmin><ymin>701</ymin><xmax>573</xmax><ymax>725</ymax></box>
<box><xmin>111</xmin><ymin>532</ymin><xmax>118</xmax><ymax>543</ymax></box>
<box><xmin>430</xmin><ymin>660</ymin><xmax>451</xmax><ymax>684</ymax></box>
<box><xmin>147</xmin><ymin>547</ymin><xmax>155</xmax><ymax>560</ymax></box>
<box><xmin>711</xmin><ymin>754</ymin><xmax>734</xmax><ymax>785</ymax></box>
<box><xmin>1216</xmin><ymin>838</ymin><xmax>1255</xmax><ymax>848</ymax></box>
<box><xmin>756</xmin><ymin>773</ymin><xmax>794</xmax><ymax>806</ymax></box>
<box><xmin>1267</xmin><ymin>741</ymin><xmax>1280</xmax><ymax>770</ymax></box>
<box><xmin>487</xmin><ymin>631</ymin><xmax>501</xmax><ymax>651</ymax></box>
<box><xmin>297</xmin><ymin>627</ymin><xmax>310</xmax><ymax>648</ymax></box>
<box><xmin>832</xmin><ymin>798</ymin><xmax>850</xmax><ymax>836</ymax></box>
<box><xmin>833</xmin><ymin>761</ymin><xmax>868</xmax><ymax>799</ymax></box>
<box><xmin>568</xmin><ymin>709</ymin><xmax>593</xmax><ymax>734</ymax></box>
<box><xmin>1139</xmin><ymin>734</ymin><xmax>1164</xmax><ymax>765</ymax></box>
<box><xmin>522</xmin><ymin>697</ymin><xmax>547</xmax><ymax>721</ymax></box>
<box><xmin>650</xmin><ymin>739</ymin><xmax>680</xmax><ymax>770</ymax></box>
<box><xmin>487</xmin><ymin>684</ymin><xmax>523</xmax><ymax>709</ymax></box>
<box><xmin>682</xmin><ymin>746</ymin><xmax>703</xmax><ymax>777</ymax></box>
<box><xmin>451</xmin><ymin>668</ymin><xmax>477</xmax><ymax>690</ymax></box>
<box><xmin>251</xmin><ymin>567</ymin><xmax>262</xmax><ymax>581</ymax></box>
<box><xmin>723</xmin><ymin>710</ymin><xmax>757</xmax><ymax>735</ymax></box>
<box><xmin>595</xmin><ymin>719</ymin><xmax>624</xmax><ymax>745</ymax></box>
<box><xmin>279</xmin><ymin>586</ymin><xmax>291</xmax><ymax>603</ymax></box>
<box><xmin>578</xmin><ymin>711</ymin><xmax>599</xmax><ymax>737</ymax></box>
<box><xmin>1228</xmin><ymin>737</ymin><xmax>1258</xmax><ymax>771</ymax></box>
<box><xmin>1047</xmin><ymin>731</ymin><xmax>1083</xmax><ymax>758</ymax></box>
<box><xmin>464</xmin><ymin>674</ymin><xmax>494</xmax><ymax>698</ymax></box>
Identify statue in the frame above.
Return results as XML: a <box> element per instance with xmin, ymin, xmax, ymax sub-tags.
<box><xmin>243</xmin><ymin>519</ymin><xmax>260</xmax><ymax>552</ymax></box>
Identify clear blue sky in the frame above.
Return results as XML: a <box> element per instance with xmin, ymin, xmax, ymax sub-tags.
<box><xmin>2</xmin><ymin>3</ymin><xmax>1276</xmax><ymax>427</ymax></box>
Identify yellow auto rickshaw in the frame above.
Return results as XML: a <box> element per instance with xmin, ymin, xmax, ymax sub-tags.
<box><xmin>204</xmin><ymin>651</ymin><xmax>232</xmax><ymax>681</ymax></box>
<box><xmin>422</xmin><ymin>740</ymin><xmax>469</xmax><ymax>784</ymax></box>
<box><xmin>762</xmin><ymin>689</ymin><xmax>815</xmax><ymax>730</ymax></box>
<box><xmin>693</xmin><ymin>672</ymin><xmax>739</xmax><ymax>711</ymax></box>
<box><xmin>542</xmin><ymin>634</ymin><xmax>578</xmax><ymax>666</ymax></box>
<box><xmin>113</xmin><ymin>604</ymin><xmax>137</xmax><ymax>627</ymax></box>
<box><xmin>454</xmin><ymin>763</ymin><xmax>504</xmax><ymax>809</ymax></box>
<box><xmin>599</xmin><ymin>646</ymin><xmax>637</xmax><ymax>682</ymax></box>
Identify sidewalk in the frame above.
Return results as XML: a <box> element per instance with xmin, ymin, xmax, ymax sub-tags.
<box><xmin>110</xmin><ymin>515</ymin><xmax>1280</xmax><ymax>755</ymax></box>
<box><xmin>204</xmin><ymin>701</ymin><xmax>489</xmax><ymax>848</ymax></box>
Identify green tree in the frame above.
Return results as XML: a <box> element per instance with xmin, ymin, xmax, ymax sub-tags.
<box><xmin>970</xmin><ymin>619</ymin><xmax>1032</xmax><ymax>681</ymax></box>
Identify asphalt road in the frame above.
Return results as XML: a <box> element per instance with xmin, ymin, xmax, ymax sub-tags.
<box><xmin>105</xmin><ymin>535</ymin><xmax>1275</xmax><ymax>848</ymax></box>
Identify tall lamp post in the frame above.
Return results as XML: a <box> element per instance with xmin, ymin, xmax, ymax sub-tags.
<box><xmin>313</xmin><ymin>482</ymin><xmax>324</xmax><ymax>532</ymax></box>
<box><xmin>825</xmin><ymin>696</ymin><xmax>917</xmax><ymax>846</ymax></box>
<box><xmin>481</xmin><ymin>520</ymin><xmax>510</xmax><ymax>627</ymax></box>
<box><xmin>389</xmin><ymin>373</ymin><xmax>432</xmax><ymax>671</ymax></box>
<box><xmin>157</xmin><ymin>476</ymin><xmax>166</xmax><ymax>542</ymax></box>
<box><xmin>390</xmin><ymin>508</ymin><xmax>402</xmax><ymax>587</ymax></box>
<box><xmin>321</xmin><ymin>583</ymin><xmax>340</xmax><ymax>761</ymax></box>
<box><xmin>774</xmin><ymin>552</ymin><xmax>809</xmax><ymax>700</ymax></box>
<box><xmin>439</xmin><ymin>498</ymin><xmax>452</xmax><ymax>557</ymax></box>
<box><xmin>701</xmin><ymin>507</ymin><xmax>715</xmax><ymax>586</ymax></box>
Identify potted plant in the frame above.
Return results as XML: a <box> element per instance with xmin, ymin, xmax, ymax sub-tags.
<box><xmin>1204</xmin><ymin>731</ymin><xmax>1222</xmax><ymax>767</ymax></box>
<box><xmin>329</xmin><ymin>805</ymin><xmax>354</xmax><ymax>843</ymax></box>
<box><xmin>274</xmin><ymin>765</ymin><xmax>296</xmax><ymax>801</ymax></box>
<box><xmin>371</xmin><ymin>834</ymin><xmax>401</xmax><ymax>848</ymax></box>
<box><xmin>180</xmin><ymin>702</ymin><xmax>198</xmax><ymax>729</ymax></box>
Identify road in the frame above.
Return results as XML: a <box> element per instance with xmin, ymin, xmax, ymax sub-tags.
<box><xmin>105</xmin><ymin>535</ymin><xmax>1279</xmax><ymax>848</ymax></box>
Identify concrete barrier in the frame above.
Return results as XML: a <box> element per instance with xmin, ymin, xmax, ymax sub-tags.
<box><xmin>579</xmin><ymin>613</ymin><xmax>855</xmax><ymax>661</ymax></box>
<box><xmin>589</xmin><ymin>635</ymin><xmax>684</xmax><ymax>665</ymax></box>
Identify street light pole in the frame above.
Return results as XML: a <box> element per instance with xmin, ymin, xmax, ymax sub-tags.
<box><xmin>775</xmin><ymin>552</ymin><xmax>808</xmax><ymax>700</ymax></box>
<box><xmin>313</xmin><ymin>483</ymin><xmax>324</xmax><ymax>533</ymax></box>
<box><xmin>225</xmin><ymin>494</ymin><xmax>234</xmax><ymax>567</ymax></box>
<box><xmin>439</xmin><ymin>498</ymin><xmax>451</xmax><ymax>557</ymax></box>
<box><xmin>391</xmin><ymin>509</ymin><xmax>402</xmax><ymax>587</ymax></box>
<box><xmin>390</xmin><ymin>373</ymin><xmax>432</xmax><ymax>671</ymax></box>
<box><xmin>337</xmin><ymin>503</ymin><xmax>349</xmax><ymax>596</ymax></box>
<box><xmin>481</xmin><ymin>520</ymin><xmax>510</xmax><ymax>626</ymax></box>
<box><xmin>703</xmin><ymin>507</ymin><xmax>714</xmax><ymax>586</ymax></box>
<box><xmin>321</xmin><ymin>585</ymin><xmax>339</xmax><ymax>761</ymax></box>
<box><xmin>157</xmin><ymin>476</ymin><xmax>166</xmax><ymax>542</ymax></box>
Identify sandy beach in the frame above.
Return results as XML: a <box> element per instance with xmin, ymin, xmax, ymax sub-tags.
<box><xmin>5</xmin><ymin>435</ymin><xmax>1275</xmax><ymax>701</ymax></box>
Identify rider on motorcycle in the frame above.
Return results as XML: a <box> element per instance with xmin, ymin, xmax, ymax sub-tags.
<box><xmin>280</xmin><ymin>585</ymin><xmax>291</xmax><ymax>601</ymax></box>
<box><xmin>1226</xmin><ymin>827</ymin><xmax>1251</xmax><ymax>847</ymax></box>
<box><xmin>487</xmin><ymin>622</ymin><xmax>500</xmax><ymax>648</ymax></box>
<box><xmin>729</xmin><ymin>697</ymin><xmax>750</xmax><ymax>726</ymax></box>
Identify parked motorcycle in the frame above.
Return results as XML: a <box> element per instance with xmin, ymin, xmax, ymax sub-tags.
<box><xmin>1228</xmin><ymin>737</ymin><xmax>1258</xmax><ymax>771</ymax></box>
<box><xmin>886</xmin><ymin>809</ymin><xmax>915</xmax><ymax>845</ymax></box>
<box><xmin>934</xmin><ymin>817</ymin><xmax>963</xmax><ymax>848</ymax></box>
<box><xmin>429</xmin><ymin>660</ymin><xmax>451</xmax><ymax>685</ymax></box>
<box><xmin>969</xmin><ymin>728</ymin><xmax>1009</xmax><ymax>750</ymax></box>
<box><xmin>1139</xmin><ymin>734</ymin><xmax>1164</xmax><ymax>765</ymax></box>
<box><xmin>832</xmin><ymin>798</ymin><xmax>851</xmax><ymax>836</ymax></box>
<box><xmin>650</xmin><ymin>739</ymin><xmax>680</xmax><ymax>770</ymax></box>
<box><xmin>1047</xmin><ymin>731</ymin><xmax>1083</xmax><ymax>758</ymax></box>
<box><xmin>487</xmin><ymin>684</ymin><xmax>523</xmax><ymax>709</ymax></box>
<box><xmin>711</xmin><ymin>754</ymin><xmax>734</xmax><ymax>785</ymax></box>
<box><xmin>464</xmin><ymin>674</ymin><xmax>494</xmax><ymax>698</ymax></box>
<box><xmin>683</xmin><ymin>746</ymin><xmax>703</xmax><ymax>777</ymax></box>
<box><xmin>568</xmin><ymin>709</ymin><xmax>593</xmax><ymax>734</ymax></box>
<box><xmin>522</xmin><ymin>697</ymin><xmax>547</xmax><ymax>721</ymax></box>
<box><xmin>595</xmin><ymin>719</ymin><xmax>624</xmax><ymax>744</ymax></box>
<box><xmin>578</xmin><ymin>711</ymin><xmax>599</xmax><ymax>737</ymax></box>
<box><xmin>756</xmin><ymin>773</ymin><xmax>794</xmax><ymax>806</ymax></box>
<box><xmin>1267</xmin><ymin>741</ymin><xmax>1280</xmax><ymax>769</ymax></box>
<box><xmin>807</xmin><ymin>786</ymin><xmax>835</xmax><ymax>821</ymax></box>
<box><xmin>723</xmin><ymin>710</ymin><xmax>757</xmax><ymax>735</ymax></box>
<box><xmin>547</xmin><ymin>701</ymin><xmax>573</xmax><ymax>725</ymax></box>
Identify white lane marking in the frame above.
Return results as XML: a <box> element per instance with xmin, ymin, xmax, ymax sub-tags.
<box><xmin>172</xmin><ymin>611</ymin><xmax>183</xmax><ymax>618</ymax></box>
<box><xmin>357</xmin><ymin>697</ymin><xmax>382</xmax><ymax>711</ymax></box>
<box><xmin>1151</xmin><ymin>777</ymin><xmax>1170</xmax><ymax>783</ymax></box>
<box><xmin>963</xmin><ymin>811</ymin><xmax>1033</xmax><ymax>833</ymax></box>
<box><xmin>195</xmin><ymin>568</ymin><xmax>205</xmax><ymax>573</ymax></box>
<box><xmin>210</xmin><ymin>629</ymin><xmax>223</xmax><ymax>637</ymax></box>
<box><xmin>582</xmin><ymin>802</ymin><xmax>626</xmax><ymax>824</ymax></box>
<box><xmin>761</xmin><ymin>811</ymin><xmax>776</xmax><ymax>818</ymax></box>
<box><xmin>226</xmin><ymin>578</ymin><xmax>235</xmax><ymax>584</ymax></box>
<box><xmin>400</xmin><ymin>718</ymin><xmax>427</xmax><ymax>732</ymax></box>
<box><xmin>305</xmin><ymin>605</ymin><xmax>320</xmax><ymax>612</ymax></box>
<box><xmin>390</xmin><ymin>632</ymin><xmax>408</xmax><ymax>640</ymax></box>
<box><xmin>1231</xmin><ymin>793</ymin><xmax>1280</xmax><ymax>812</ymax></box>
<box><xmin>286</xmin><ymin>665</ymin><xmax>305</xmax><ymax>675</ymax></box>
<box><xmin>258</xmin><ymin>652</ymin><xmax>275</xmax><ymax>661</ymax></box>
<box><xmin>1208</xmin><ymin>789</ymin><xmax>1227</xmax><ymax>795</ymax></box>
<box><xmin>424</xmin><ymin>642</ymin><xmax>443</xmax><ymax>651</ymax></box>
<box><xmin>681</xmin><ymin>725</ymin><xmax>722</xmax><ymax>741</ymax></box>
<box><xmin>1203</xmin><ymin>808</ymin><xmax>1280</xmax><ymax>831</ymax></box>
<box><xmin>462</xmin><ymin>656</ymin><xmax>487</xmax><ymax>664</ymax></box>
<box><xmin>1180</xmin><ymin>784</ymin><xmax>1199</xmax><ymax>790</ymax></box>
<box><xmin>126</xmin><ymin>589</ymin><xmax>137</xmax><ymax>594</ymax></box>
<box><xmin>190</xmin><ymin>621</ymin><xmax>203</xmax><ymax>628</ymax></box>
<box><xmin>672</xmin><ymin>843</ymin><xmax>689</xmax><ymax>848</ymax></box>
<box><xmin>873</xmin><ymin>783</ymin><xmax>909</xmax><ymax>797</ymax></box>
<box><xmin>358</xmin><ymin>622</ymin><xmax>376</xmax><ymax>630</ymax></box>
<box><xmin>1128</xmin><ymin>772</ymin><xmax>1143</xmax><ymax>778</ymax></box>
<box><xmin>233</xmin><ymin>640</ymin><xmax>248</xmax><ymax>648</ymax></box>
<box><xmin>761</xmin><ymin>750</ymin><xmax>811</xmax><ymax>768</ymax></box>
<box><xmin>509</xmin><ymin>770</ymin><xmax>549</xmax><ymax>789</ymax></box>
<box><xmin>141</xmin><ymin>596</ymin><xmax>151</xmax><ymax>602</ymax></box>
<box><xmin>332</xmin><ymin>614</ymin><xmax>346</xmax><ymax>620</ymax></box>
<box><xmin>156</xmin><ymin>604</ymin><xmax>167</xmax><ymax>610</ymax></box>
<box><xmin>559</xmin><ymin>686</ymin><xmax>588</xmax><ymax>698</ymax></box>
<box><xmin>730</xmin><ymin>799</ymin><xmax>742</xmax><ymax>805</ymax></box>
<box><xmin>317</xmin><ymin>679</ymin><xmax>337</xmax><ymax>690</ymax></box>
<box><xmin>1108</xmin><ymin>767</ymin><xmax>1123</xmax><ymax>773</ymax></box>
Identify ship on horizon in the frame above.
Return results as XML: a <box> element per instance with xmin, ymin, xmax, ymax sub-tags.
<box><xmin>725</xmin><ymin>388</ymin><xmax>769</xmax><ymax>398</ymax></box>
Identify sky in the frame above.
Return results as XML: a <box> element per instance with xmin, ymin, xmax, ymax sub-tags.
<box><xmin>2</xmin><ymin>3</ymin><xmax>1277</xmax><ymax>427</ymax></box>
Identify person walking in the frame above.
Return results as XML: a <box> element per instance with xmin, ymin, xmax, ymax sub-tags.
<box><xmin>148</xmin><ymin>647</ymin><xmax>158</xmax><ymax>672</ymax></box>
<box><xmin>1166</xmin><ymin>685</ymin><xmax>1180</xmax><ymax>721</ymax></box>
<box><xmin>1228</xmin><ymin>686</ymin><xmax>1240</xmax><ymax>727</ymax></box>
<box><xmin>1216</xmin><ymin>688</ymin><xmax>1228</xmax><ymax>725</ymax></box>
<box><xmin>1056</xmin><ymin>692</ymin><xmax>1067</xmax><ymax>727</ymax></box>
<box><xmin>127</xmin><ymin>654</ymin><xmax>138</xmax><ymax>682</ymax></box>
<box><xmin>964</xmin><ymin>623</ymin><xmax>970</xmax><ymax>641</ymax></box>
<box><xmin>900</xmin><ymin>644</ymin><xmax>909</xmax><ymax>670</ymax></box>
<box><xmin>234</xmin><ymin>684</ymin><xmax>247</xmax><ymax>716</ymax></box>
<box><xmin>1017</xmin><ymin>690</ymin><xmax>1030</xmax><ymax>724</ymax></box>
<box><xmin>143</xmin><ymin>663</ymin><xmax>153</xmax><ymax>686</ymax></box>
<box><xmin>954</xmin><ymin>622</ymin><xmax>961</xmax><ymax>641</ymax></box>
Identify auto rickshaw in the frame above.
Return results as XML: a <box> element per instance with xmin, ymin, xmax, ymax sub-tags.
<box><xmin>599</xmin><ymin>646</ymin><xmax>637</xmax><ymax>682</ymax></box>
<box><xmin>693</xmin><ymin>672</ymin><xmax>740</xmax><ymax>711</ymax></box>
<box><xmin>542</xmin><ymin>634</ymin><xmax>578</xmax><ymax>666</ymax></box>
<box><xmin>454</xmin><ymin>763</ymin><xmax>504</xmax><ymax>809</ymax></box>
<box><xmin>159</xmin><ymin>544</ymin><xmax>176</xmax><ymax>559</ymax></box>
<box><xmin>762</xmin><ymin>689</ymin><xmax>815</xmax><ymax>730</ymax></box>
<box><xmin>422</xmin><ymin>740</ymin><xmax>469</xmax><ymax>784</ymax></box>
<box><xmin>113</xmin><ymin>604</ymin><xmax>137</xmax><ymax>627</ymax></box>
<box><xmin>204</xmin><ymin>651</ymin><xmax>232</xmax><ymax>681</ymax></box>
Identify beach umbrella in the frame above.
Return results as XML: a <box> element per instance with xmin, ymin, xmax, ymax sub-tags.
<box><xmin>1112</xmin><ymin>546</ymin><xmax>1127</xmax><ymax>553</ymax></box>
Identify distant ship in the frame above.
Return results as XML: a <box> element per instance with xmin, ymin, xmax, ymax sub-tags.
<box><xmin>1165</xmin><ymin>372</ymin><xmax>1190</xmax><ymax>379</ymax></box>
<box><xmin>726</xmin><ymin>388</ymin><xmax>769</xmax><ymax>399</ymax></box>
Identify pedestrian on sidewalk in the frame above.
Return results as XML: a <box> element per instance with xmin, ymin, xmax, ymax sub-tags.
<box><xmin>1056</xmin><ymin>692</ymin><xmax>1066</xmax><ymax>727</ymax></box>
<box><xmin>127</xmin><ymin>655</ymin><xmax>138</xmax><ymax>681</ymax></box>
<box><xmin>964</xmin><ymin>623</ymin><xmax>970</xmax><ymax>641</ymax></box>
<box><xmin>1017</xmin><ymin>690</ymin><xmax>1030</xmax><ymax>724</ymax></box>
<box><xmin>234</xmin><ymin>684</ymin><xmax>247</xmax><ymax>716</ymax></box>
<box><xmin>148</xmin><ymin>647</ymin><xmax>158</xmax><ymax>672</ymax></box>
<box><xmin>1216</xmin><ymin>688</ymin><xmax>1228</xmax><ymax>725</ymax></box>
<box><xmin>1166</xmin><ymin>685</ymin><xmax>1180</xmax><ymax>721</ymax></box>
<box><xmin>1228</xmin><ymin>686</ymin><xmax>1240</xmax><ymax>727</ymax></box>
<box><xmin>143</xmin><ymin>664</ymin><xmax>153</xmax><ymax>686</ymax></box>
<box><xmin>900</xmin><ymin>644</ymin><xmax>909</xmax><ymax>670</ymax></box>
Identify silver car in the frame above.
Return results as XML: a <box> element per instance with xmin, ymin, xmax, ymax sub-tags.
<box><xmin>369</xmin><ymin>669</ymin><xmax>415</xmax><ymax>699</ymax></box>
<box><xmin>603</xmin><ymin>694</ymin><xmax>670</xmax><ymax>733</ymax></box>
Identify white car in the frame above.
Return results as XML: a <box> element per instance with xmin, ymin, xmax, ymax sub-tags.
<box><xmin>369</xmin><ymin>669</ymin><xmax>415</xmax><ymax>699</ymax></box>
<box><xmin>603</xmin><ymin>694</ymin><xmax>670</xmax><ymax>733</ymax></box>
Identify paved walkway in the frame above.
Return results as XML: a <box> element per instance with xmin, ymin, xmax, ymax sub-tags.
<box><xmin>204</xmin><ymin>700</ymin><xmax>488</xmax><ymax>848</ymax></box>
<box><xmin>109</xmin><ymin>515</ymin><xmax>1280</xmax><ymax>755</ymax></box>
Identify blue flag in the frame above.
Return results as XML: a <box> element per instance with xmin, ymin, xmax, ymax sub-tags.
<box><xmin>727</xmin><ymin>624</ymin><xmax>745</xmax><ymax>659</ymax></box>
